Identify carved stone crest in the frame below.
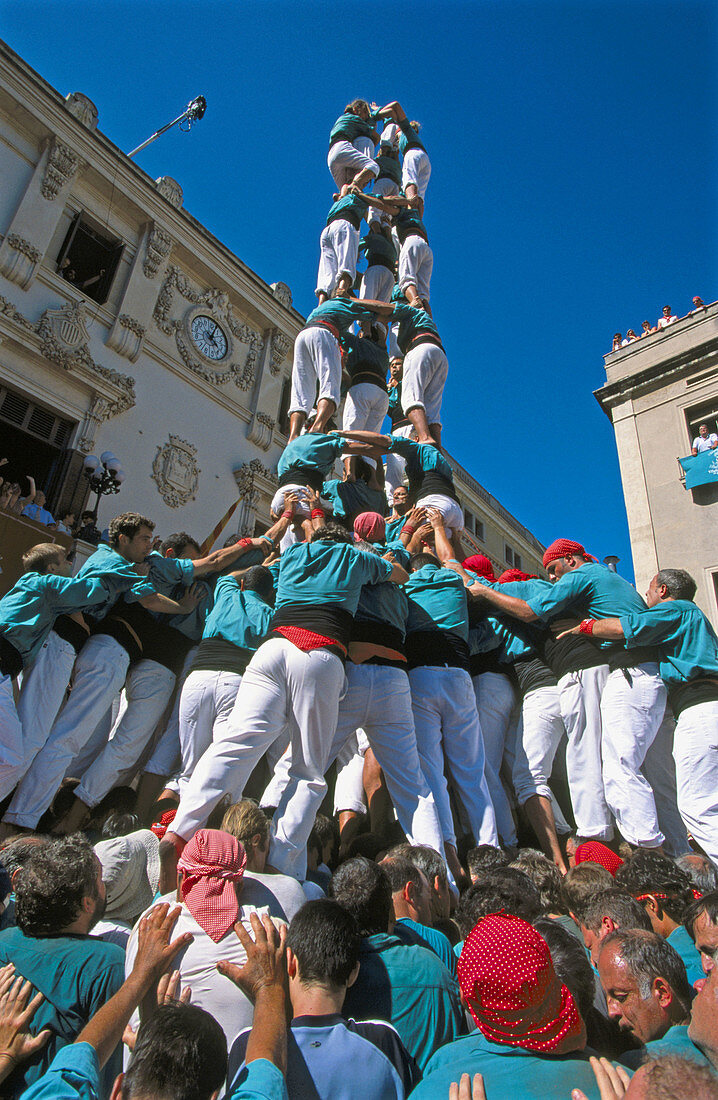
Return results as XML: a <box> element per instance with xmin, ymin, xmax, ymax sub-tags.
<box><xmin>246</xmin><ymin>411</ymin><xmax>276</xmax><ymax>451</ymax></box>
<box><xmin>271</xmin><ymin>282</ymin><xmax>293</xmax><ymax>308</ymax></box>
<box><xmin>155</xmin><ymin>177</ymin><xmax>184</xmax><ymax>209</ymax></box>
<box><xmin>38</xmin><ymin>299</ymin><xmax>90</xmax><ymax>355</ymax></box>
<box><xmin>64</xmin><ymin>93</ymin><xmax>99</xmax><ymax>130</ymax></box>
<box><xmin>143</xmin><ymin>224</ymin><xmax>173</xmax><ymax>280</ymax></box>
<box><xmin>269</xmin><ymin>329</ymin><xmax>293</xmax><ymax>376</ymax></box>
<box><xmin>152</xmin><ymin>434</ymin><xmax>200</xmax><ymax>508</ymax></box>
<box><xmin>0</xmin><ymin>235</ymin><xmax>43</xmax><ymax>289</ymax></box>
<box><xmin>41</xmin><ymin>137</ymin><xmax>84</xmax><ymax>201</ymax></box>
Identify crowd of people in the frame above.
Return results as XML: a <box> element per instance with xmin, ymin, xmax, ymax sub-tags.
<box><xmin>0</xmin><ymin>462</ymin><xmax>101</xmax><ymax>543</ymax></box>
<box><xmin>0</xmin><ymin>98</ymin><xmax>718</xmax><ymax>1099</ymax></box>
<box><xmin>611</xmin><ymin>296</ymin><xmax>711</xmax><ymax>351</ymax></box>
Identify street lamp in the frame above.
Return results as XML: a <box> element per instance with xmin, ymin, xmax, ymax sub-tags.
<box><xmin>604</xmin><ymin>555</ymin><xmax>621</xmax><ymax>573</ymax></box>
<box><xmin>82</xmin><ymin>452</ymin><xmax>126</xmax><ymax>519</ymax></box>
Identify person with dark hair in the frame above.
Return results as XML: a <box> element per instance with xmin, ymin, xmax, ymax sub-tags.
<box><xmin>685</xmin><ymin>890</ymin><xmax>718</xmax><ymax>976</ymax></box>
<box><xmin>163</xmin><ymin>526</ymin><xmax>407</xmax><ymax>884</ymax></box>
<box><xmin>677</xmin><ymin>854</ymin><xmax>718</xmax><ymax>898</ymax></box>
<box><xmin>330</xmin><ymin>857</ymin><xmax>463</xmax><ymax>1069</ymax></box>
<box><xmin>578</xmin><ymin>888</ymin><xmax>653</xmax><ymax>966</ymax></box>
<box><xmin>692</xmin><ymin>422</ymin><xmax>718</xmax><ymax>454</ymax></box>
<box><xmin>327</xmin><ymin>99</ymin><xmax>380</xmax><ymax>192</ymax></box>
<box><xmin>120</xmin><ymin>1003</ymin><xmax>228</xmax><ymax>1100</ymax></box>
<box><xmin>597</xmin><ymin>929</ymin><xmax>692</xmax><ymax>1046</ymax></box>
<box><xmin>403</xmin><ymin>843</ymin><xmax>453</xmax><ymax>922</ymax></box>
<box><xmin>340</xmin><ymin>328</ymin><xmax>391</xmax><ymax>472</ymax></box>
<box><xmin>560</xmin><ymin>568</ymin><xmax>718</xmax><ymax>868</ymax></box>
<box><xmin>229</xmin><ymin>899</ymin><xmax>418</xmax><ymax>1098</ymax></box>
<box><xmin>688</xmin><ymin>960</ymin><xmax>718</xmax><ymax>1075</ymax></box>
<box><xmin>315</xmin><ymin>190</ymin><xmax>399</xmax><ymax>304</ymax></box>
<box><xmin>381</xmin><ymin>855</ymin><xmax>456</xmax><ymax>975</ymax></box>
<box><xmin>616</xmin><ymin>849</ymin><xmax>704</xmax><ymax>986</ymax></box>
<box><xmin>561</xmin><ymin>861</ymin><xmax>615</xmax><ymax>924</ymax></box>
<box><xmin>454</xmin><ymin>867</ymin><xmax>542</xmax><ymax>944</ymax></box>
<box><xmin>467</xmin><ymin>844</ymin><xmax>510</xmax><ymax>882</ymax></box>
<box><xmin>322</xmin><ymin>456</ymin><xmax>388</xmax><ymax>526</ymax></box>
<box><xmin>511</xmin><ymin>850</ymin><xmax>566</xmax><ymax>916</ymax></box>
<box><xmin>0</xmin><ymin>835</ymin><xmax>124</xmax><ymax>1097</ymax></box>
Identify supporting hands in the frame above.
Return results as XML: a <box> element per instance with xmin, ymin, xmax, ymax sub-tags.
<box><xmin>571</xmin><ymin>1057</ymin><xmax>631</xmax><ymax>1100</ymax></box>
<box><xmin>177</xmin><ymin>581</ymin><xmax>204</xmax><ymax>614</ymax></box>
<box><xmin>0</xmin><ymin>964</ymin><xmax>51</xmax><ymax>1085</ymax></box>
<box><xmin>217</xmin><ymin>911</ymin><xmax>288</xmax><ymax>1002</ymax></box>
<box><xmin>123</xmin><ymin>968</ymin><xmax>191</xmax><ymax>1052</ymax></box>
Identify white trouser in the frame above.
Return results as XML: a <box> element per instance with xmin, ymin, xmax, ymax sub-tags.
<box><xmin>512</xmin><ymin>685</ymin><xmax>566</xmax><ymax>805</ymax></box>
<box><xmin>327</xmin><ymin>140</ymin><xmax>379</xmax><ymax>189</ymax></box>
<box><xmin>342</xmin><ymin>383</ymin><xmax>389</xmax><ymax>434</ymax></box>
<box><xmin>416</xmin><ymin>494</ymin><xmax>464</xmax><ymax>540</ymax></box>
<box><xmin>172</xmin><ymin>639</ymin><xmax>345</xmax><ymax>879</ymax></box>
<box><xmin>67</xmin><ymin>704</ymin><xmax>116</xmax><ymax>779</ymax></box>
<box><xmin>401</xmin><ymin>342</ymin><xmax>448</xmax><ymax>426</ymax></box>
<box><xmin>143</xmin><ymin>646</ymin><xmax>199</xmax><ymax>779</ymax></box>
<box><xmin>409</xmin><ymin>665</ymin><xmax>499</xmax><ymax>849</ymax></box>
<box><xmin>471</xmin><ymin>672</ymin><xmax>518</xmax><ymax>847</ymax></box>
<box><xmin>334</xmin><ymin>728</ymin><xmax>370</xmax><ymax>813</ymax></box>
<box><xmin>402</xmin><ymin>148</ymin><xmax>432</xmax><ymax>198</ymax></box>
<box><xmin>600</xmin><ymin>663</ymin><xmax>668</xmax><ymax>848</ymax></box>
<box><xmin>14</xmin><ymin>631</ymin><xmax>79</xmax><ymax>786</ymax></box>
<box><xmin>673</xmin><ymin>701</ymin><xmax>718</xmax><ymax>866</ymax></box>
<box><xmin>360</xmin><ymin>264</ymin><xmax>394</xmax><ymax>303</ymax></box>
<box><xmin>259</xmin><ymin>733</ymin><xmax>296</xmax><ymax>810</ymax></box>
<box><xmin>0</xmin><ymin>674</ymin><xmax>23</xmax><ymax>796</ymax></box>
<box><xmin>290</xmin><ymin>327</ymin><xmax>342</xmax><ymax>416</ymax></box>
<box><xmin>384</xmin><ymin>423</ymin><xmax>414</xmax><ymax>497</ymax></box>
<box><xmin>642</xmin><ymin>707</ymin><xmax>690</xmax><ymax>856</ymax></box>
<box><xmin>558</xmin><ymin>664</ymin><xmax>612</xmax><ymax>840</ymax></box>
<box><xmin>399</xmin><ymin>235</ymin><xmax>433</xmax><ymax>302</ymax></box>
<box><xmin>73</xmin><ymin>659</ymin><xmax>176</xmax><ymax>808</ymax></box>
<box><xmin>316</xmin><ymin>220</ymin><xmax>359</xmax><ymax>297</ymax></box>
<box><xmin>370</xmin><ymin>177</ymin><xmax>399</xmax><ymax>227</ymax></box>
<box><xmin>177</xmin><ymin>669</ymin><xmax>244</xmax><ymax>797</ymax></box>
<box><xmin>4</xmin><ymin>635</ymin><xmax>130</xmax><ymax>829</ymax></box>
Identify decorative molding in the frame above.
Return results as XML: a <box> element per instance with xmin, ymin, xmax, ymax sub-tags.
<box><xmin>41</xmin><ymin>137</ymin><xmax>83</xmax><ymax>201</ymax></box>
<box><xmin>119</xmin><ymin>314</ymin><xmax>146</xmax><ymax>339</ymax></box>
<box><xmin>7</xmin><ymin>235</ymin><xmax>41</xmax><ymax>264</ymax></box>
<box><xmin>232</xmin><ymin>458</ymin><xmax>276</xmax><ymax>537</ymax></box>
<box><xmin>271</xmin><ymin>281</ymin><xmax>293</xmax><ymax>308</ymax></box>
<box><xmin>0</xmin><ymin>235</ymin><xmax>43</xmax><ymax>289</ymax></box>
<box><xmin>106</xmin><ymin>313</ymin><xmax>146</xmax><ymax>362</ymax></box>
<box><xmin>246</xmin><ymin>411</ymin><xmax>276</xmax><ymax>451</ymax></box>
<box><xmin>143</xmin><ymin>224</ymin><xmax>173</xmax><ymax>280</ymax></box>
<box><xmin>152</xmin><ymin>434</ymin><xmax>200</xmax><ymax>508</ymax></box>
<box><xmin>155</xmin><ymin>176</ymin><xmax>183</xmax><ymax>209</ymax></box>
<box><xmin>0</xmin><ymin>295</ymin><xmax>34</xmax><ymax>331</ymax></box>
<box><xmin>77</xmin><ymin>394</ymin><xmax>111</xmax><ymax>453</ymax></box>
<box><xmin>269</xmin><ymin>329</ymin><xmax>293</xmax><ymax>376</ymax></box>
<box><xmin>153</xmin><ymin>265</ymin><xmax>263</xmax><ymax>390</ymax></box>
<box><xmin>64</xmin><ymin>92</ymin><xmax>99</xmax><ymax>130</ymax></box>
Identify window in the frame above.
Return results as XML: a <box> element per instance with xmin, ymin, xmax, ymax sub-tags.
<box><xmin>474</xmin><ymin>518</ymin><xmax>484</xmax><ymax>542</ymax></box>
<box><xmin>56</xmin><ymin>211</ymin><xmax>123</xmax><ymax>305</ymax></box>
<box><xmin>505</xmin><ymin>544</ymin><xmax>514</xmax><ymax>566</ymax></box>
<box><xmin>277</xmin><ymin>377</ymin><xmax>291</xmax><ymax>436</ymax></box>
<box><xmin>0</xmin><ymin>386</ymin><xmax>74</xmax><ymax>446</ymax></box>
<box><xmin>514</xmin><ymin>551</ymin><xmax>522</xmax><ymax>571</ymax></box>
<box><xmin>685</xmin><ymin>399</ymin><xmax>718</xmax><ymax>451</ymax></box>
<box><xmin>464</xmin><ymin>509</ymin><xmax>475</xmax><ymax>534</ymax></box>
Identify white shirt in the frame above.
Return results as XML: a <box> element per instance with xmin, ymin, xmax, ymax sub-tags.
<box><xmin>693</xmin><ymin>434</ymin><xmax>718</xmax><ymax>453</ymax></box>
<box><xmin>657</xmin><ymin>314</ymin><xmax>678</xmax><ymax>328</ymax></box>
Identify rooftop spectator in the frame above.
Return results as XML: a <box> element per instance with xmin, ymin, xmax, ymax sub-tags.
<box><xmin>220</xmin><ymin>800</ymin><xmax>309</xmax><ymax>922</ymax></box>
<box><xmin>597</xmin><ymin>929</ymin><xmax>691</xmax><ymax>1045</ymax></box>
<box><xmin>622</xmin><ymin>329</ymin><xmax>639</xmax><ymax>345</ymax></box>
<box><xmin>685</xmin><ymin>890</ymin><xmax>718</xmax><ymax>976</ymax></box>
<box><xmin>692</xmin><ymin>423</ymin><xmax>718</xmax><ymax>454</ymax></box>
<box><xmin>640</xmin><ymin>319</ymin><xmax>655</xmax><ymax>336</ymax></box>
<box><xmin>330</xmin><ymin>856</ymin><xmax>464</xmax><ymax>1069</ymax></box>
<box><xmin>577</xmin><ymin>887</ymin><xmax>653</xmax><ymax>966</ymax></box>
<box><xmin>692</xmin><ymin>295</ymin><xmax>707</xmax><ymax>313</ymax></box>
<box><xmin>612</xmin><ymin>333</ymin><xmax>623</xmax><ymax>351</ymax></box>
<box><xmin>657</xmin><ymin>304</ymin><xmax>678</xmax><ymax>329</ymax></box>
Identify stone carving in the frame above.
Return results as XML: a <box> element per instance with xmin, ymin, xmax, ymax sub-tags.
<box><xmin>271</xmin><ymin>282</ymin><xmax>293</xmax><ymax>308</ymax></box>
<box><xmin>153</xmin><ymin>265</ymin><xmax>262</xmax><ymax>390</ymax></box>
<box><xmin>152</xmin><ymin>434</ymin><xmax>200</xmax><ymax>507</ymax></box>
<box><xmin>143</xmin><ymin>224</ymin><xmax>173</xmax><ymax>280</ymax></box>
<box><xmin>77</xmin><ymin>394</ymin><xmax>111</xmax><ymax>453</ymax></box>
<box><xmin>64</xmin><ymin>93</ymin><xmax>99</xmax><ymax>130</ymax></box>
<box><xmin>269</xmin><ymin>329</ymin><xmax>293</xmax><ymax>376</ymax></box>
<box><xmin>0</xmin><ymin>295</ymin><xmax>34</xmax><ymax>331</ymax></box>
<box><xmin>155</xmin><ymin>177</ymin><xmax>183</xmax><ymax>209</ymax></box>
<box><xmin>246</xmin><ymin>411</ymin><xmax>276</xmax><ymax>451</ymax></box>
<box><xmin>0</xmin><ymin>236</ymin><xmax>43</xmax><ymax>289</ymax></box>
<box><xmin>119</xmin><ymin>314</ymin><xmax>146</xmax><ymax>339</ymax></box>
<box><xmin>106</xmin><ymin>313</ymin><xmax>146</xmax><ymax>363</ymax></box>
<box><xmin>232</xmin><ymin>458</ymin><xmax>276</xmax><ymax>537</ymax></box>
<box><xmin>41</xmin><ymin>138</ymin><xmax>83</xmax><ymax>200</ymax></box>
<box><xmin>7</xmin><ymin>236</ymin><xmax>41</xmax><ymax>264</ymax></box>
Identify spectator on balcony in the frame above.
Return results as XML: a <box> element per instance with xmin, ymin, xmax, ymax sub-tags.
<box><xmin>54</xmin><ymin>512</ymin><xmax>76</xmax><ymax>535</ymax></box>
<box><xmin>641</xmin><ymin>320</ymin><xmax>655</xmax><ymax>337</ymax></box>
<box><xmin>612</xmin><ymin>333</ymin><xmax>623</xmax><ymax>351</ymax></box>
<box><xmin>22</xmin><ymin>489</ymin><xmax>55</xmax><ymax>527</ymax></box>
<box><xmin>74</xmin><ymin>511</ymin><xmax>102</xmax><ymax>545</ymax></box>
<box><xmin>692</xmin><ymin>425</ymin><xmax>718</xmax><ymax>455</ymax></box>
<box><xmin>657</xmin><ymin>305</ymin><xmax>678</xmax><ymax>330</ymax></box>
<box><xmin>621</xmin><ymin>330</ymin><xmax>639</xmax><ymax>346</ymax></box>
<box><xmin>691</xmin><ymin>296</ymin><xmax>707</xmax><ymax>313</ymax></box>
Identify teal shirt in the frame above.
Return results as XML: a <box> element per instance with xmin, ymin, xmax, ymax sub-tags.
<box><xmin>343</xmin><ymin>333</ymin><xmax>389</xmax><ymax>389</ymax></box>
<box><xmin>409</xmin><ymin>1032</ymin><xmax>603</xmax><ymax>1100</ymax></box>
<box><xmin>394</xmin><ymin>207</ymin><xmax>428</xmax><ymax>242</ymax></box>
<box><xmin>275</xmin><ymin>541</ymin><xmax>393</xmax><ymax>615</ymax></box>
<box><xmin>475</xmin><ymin>579</ymin><xmax>552</xmax><ymax>663</ymax></box>
<box><xmin>667</xmin><ymin>924</ymin><xmax>705</xmax><ymax>987</ymax></box>
<box><xmin>0</xmin><ymin>927</ymin><xmax>124</xmax><ymax>1099</ymax></box>
<box><xmin>143</xmin><ymin>550</ymin><xmax>194</xmax><ymax>597</ymax></box>
<box><xmin>526</xmin><ymin>563</ymin><xmax>648</xmax><ymax>650</ymax></box>
<box><xmin>329</xmin><ymin>111</ymin><xmax>376</xmax><ymax>144</ymax></box>
<box><xmin>621</xmin><ymin>1024</ymin><xmax>713</xmax><ymax>1071</ymax></box>
<box><xmin>322</xmin><ymin>478</ymin><xmax>387</xmax><ymax>522</ymax></box>
<box><xmin>74</xmin><ymin>543</ymin><xmax>155</xmax><ymax>621</ymax></box>
<box><xmin>385</xmin><ymin>513</ymin><xmax>408</xmax><ymax>542</ymax></box>
<box><xmin>391</xmin><ymin>303</ymin><xmax>441</xmax><ymax>355</ymax></box>
<box><xmin>394</xmin><ymin>918</ymin><xmax>457</xmax><ymax>977</ymax></box>
<box><xmin>405</xmin><ymin>563</ymin><xmax>470</xmax><ymax>641</ymax></box>
<box><xmin>619</xmin><ymin>600</ymin><xmax>718</xmax><ymax>683</ymax></box>
<box><xmin>397</xmin><ymin>116</ymin><xmax>426</xmax><ymax>154</ymax></box>
<box><xmin>342</xmin><ymin>932</ymin><xmax>464</xmax><ymax>1071</ymax></box>
<box><xmin>277</xmin><ymin>433</ymin><xmax>345</xmax><ymax>480</ymax></box>
<box><xmin>203</xmin><ymin>577</ymin><xmax>272</xmax><ymax>650</ymax></box>
<box><xmin>305</xmin><ymin>298</ymin><xmax>376</xmax><ymax>334</ymax></box>
<box><xmin>356</xmin><ymin>563</ymin><xmax>410</xmax><ymax>636</ymax></box>
<box><xmin>360</xmin><ymin>228</ymin><xmax>398</xmax><ymax>268</ymax></box>
<box><xmin>388</xmin><ymin>435</ymin><xmax>454</xmax><ymax>486</ymax></box>
<box><xmin>326</xmin><ymin>193</ymin><xmax>368</xmax><ymax>227</ymax></box>
<box><xmin>0</xmin><ymin>572</ymin><xmax>112</xmax><ymax>666</ymax></box>
<box><xmin>375</xmin><ymin>150</ymin><xmax>402</xmax><ymax>185</ymax></box>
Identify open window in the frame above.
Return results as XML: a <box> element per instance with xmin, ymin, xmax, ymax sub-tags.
<box><xmin>277</xmin><ymin>377</ymin><xmax>292</xmax><ymax>436</ymax></box>
<box><xmin>685</xmin><ymin>399</ymin><xmax>718</xmax><ymax>450</ymax></box>
<box><xmin>56</xmin><ymin>211</ymin><xmax>123</xmax><ymax>305</ymax></box>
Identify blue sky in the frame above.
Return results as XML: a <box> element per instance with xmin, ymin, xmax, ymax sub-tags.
<box><xmin>5</xmin><ymin>0</ymin><xmax>716</xmax><ymax>578</ymax></box>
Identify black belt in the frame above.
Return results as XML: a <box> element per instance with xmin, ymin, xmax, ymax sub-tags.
<box><xmin>669</xmin><ymin>677</ymin><xmax>718</xmax><ymax>718</ymax></box>
<box><xmin>52</xmin><ymin>615</ymin><xmax>90</xmax><ymax>655</ymax></box>
<box><xmin>328</xmin><ymin>210</ymin><xmax>361</xmax><ymax>231</ymax></box>
<box><xmin>0</xmin><ymin>633</ymin><xmax>23</xmax><ymax>678</ymax></box>
<box><xmin>190</xmin><ymin>637</ymin><xmax>254</xmax><ymax>676</ymax></box>
<box><xmin>278</xmin><ymin>467</ymin><xmax>325</xmax><ymax>492</ymax></box>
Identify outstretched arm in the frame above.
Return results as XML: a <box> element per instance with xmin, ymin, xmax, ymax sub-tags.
<box><xmin>192</xmin><ymin>536</ymin><xmax>277</xmax><ymax>577</ymax></box>
<box><xmin>333</xmin><ymin>429</ymin><xmax>392</xmax><ymax>452</ymax></box>
<box><xmin>444</xmin><ymin>572</ymin><xmax>538</xmax><ymax>622</ymax></box>
<box><xmin>350</xmin><ymin>298</ymin><xmax>395</xmax><ymax>319</ymax></box>
<box><xmin>427</xmin><ymin>508</ymin><xmax>454</xmax><ymax>564</ymax></box>
<box><xmin>557</xmin><ymin>617</ymin><xmax>625</xmax><ymax>641</ymax></box>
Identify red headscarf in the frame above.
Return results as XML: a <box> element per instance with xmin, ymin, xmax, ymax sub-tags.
<box><xmin>463</xmin><ymin>554</ymin><xmax>496</xmax><ymax>581</ymax></box>
<box><xmin>497</xmin><ymin>569</ymin><xmax>538</xmax><ymax>583</ymax></box>
<box><xmin>457</xmin><ymin>913</ymin><xmax>586</xmax><ymax>1054</ymax></box>
<box><xmin>542</xmin><ymin>539</ymin><xmax>597</xmax><ymax>569</ymax></box>
<box><xmin>177</xmin><ymin>829</ymin><xmax>247</xmax><ymax>943</ymax></box>
<box><xmin>354</xmin><ymin>512</ymin><xmax>386</xmax><ymax>543</ymax></box>
<box><xmin>151</xmin><ymin>808</ymin><xmax>177</xmax><ymax>839</ymax></box>
<box><xmin>574</xmin><ymin>841</ymin><xmax>624</xmax><ymax>877</ymax></box>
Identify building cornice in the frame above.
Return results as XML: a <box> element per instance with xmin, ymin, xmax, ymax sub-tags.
<box><xmin>594</xmin><ymin>335</ymin><xmax>718</xmax><ymax>418</ymax></box>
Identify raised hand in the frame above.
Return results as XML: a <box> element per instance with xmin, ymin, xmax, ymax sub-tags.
<box><xmin>216</xmin><ymin>911</ymin><xmax>288</xmax><ymax>1003</ymax></box>
<box><xmin>0</xmin><ymin>964</ymin><xmax>51</xmax><ymax>1082</ymax></box>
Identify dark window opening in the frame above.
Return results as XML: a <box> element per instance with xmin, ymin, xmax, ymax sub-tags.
<box><xmin>56</xmin><ymin>212</ymin><xmax>123</xmax><ymax>305</ymax></box>
<box><xmin>0</xmin><ymin>384</ymin><xmax>77</xmax><ymax>512</ymax></box>
<box><xmin>278</xmin><ymin>377</ymin><xmax>291</xmax><ymax>436</ymax></box>
<box><xmin>505</xmin><ymin>544</ymin><xmax>514</xmax><ymax>566</ymax></box>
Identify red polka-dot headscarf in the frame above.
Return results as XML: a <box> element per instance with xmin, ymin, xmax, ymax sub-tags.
<box><xmin>574</xmin><ymin>841</ymin><xmax>624</xmax><ymax>877</ymax></box>
<box><xmin>178</xmin><ymin>829</ymin><xmax>247</xmax><ymax>943</ymax></box>
<box><xmin>457</xmin><ymin>913</ymin><xmax>586</xmax><ymax>1054</ymax></box>
<box><xmin>463</xmin><ymin>554</ymin><xmax>495</xmax><ymax>580</ymax></box>
<box><xmin>542</xmin><ymin>539</ymin><xmax>597</xmax><ymax>569</ymax></box>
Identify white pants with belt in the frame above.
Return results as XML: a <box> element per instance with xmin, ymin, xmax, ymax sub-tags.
<box><xmin>142</xmin><ymin>646</ymin><xmax>199</xmax><ymax>780</ymax></box>
<box><xmin>600</xmin><ymin>663</ymin><xmax>670</xmax><ymax>848</ymax></box>
<box><xmin>471</xmin><ymin>671</ymin><xmax>518</xmax><ymax>847</ymax></box>
<box><xmin>512</xmin><ymin>684</ymin><xmax>566</xmax><ymax>805</ymax></box>
<box><xmin>673</xmin><ymin>701</ymin><xmax>718</xmax><ymax>866</ymax></box>
<box><xmin>558</xmin><ymin>663</ymin><xmax>611</xmax><ymax>840</ymax></box>
<box><xmin>177</xmin><ymin>668</ymin><xmax>244</xmax><ymax>797</ymax></box>
<box><xmin>3</xmin><ymin>634</ymin><xmax>130</xmax><ymax>829</ymax></box>
<box><xmin>316</xmin><ymin>220</ymin><xmax>359</xmax><ymax>297</ymax></box>
<box><xmin>399</xmin><ymin>234</ymin><xmax>433</xmax><ymax>302</ymax></box>
<box><xmin>401</xmin><ymin>342</ymin><xmax>448</xmax><ymax>426</ymax></box>
<box><xmin>402</xmin><ymin>148</ymin><xmax>432</xmax><ymax>198</ymax></box>
<box><xmin>290</xmin><ymin>327</ymin><xmax>342</xmax><ymax>416</ymax></box>
<box><xmin>409</xmin><ymin>665</ymin><xmax>498</xmax><ymax>849</ymax></box>
<box><xmin>342</xmin><ymin>382</ymin><xmax>389</xmax><ymax>434</ymax></box>
<box><xmin>172</xmin><ymin>638</ymin><xmax>346</xmax><ymax>881</ymax></box>
<box><xmin>384</xmin><ymin>423</ymin><xmax>414</xmax><ymax>497</ymax></box>
<box><xmin>334</xmin><ymin>727</ymin><xmax>370</xmax><ymax>813</ymax></box>
<box><xmin>416</xmin><ymin>494</ymin><xmax>464</xmax><ymax>540</ymax></box>
<box><xmin>327</xmin><ymin>140</ymin><xmax>379</xmax><ymax>189</ymax></box>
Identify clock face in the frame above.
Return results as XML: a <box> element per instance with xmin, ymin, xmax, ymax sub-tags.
<box><xmin>190</xmin><ymin>314</ymin><xmax>228</xmax><ymax>361</ymax></box>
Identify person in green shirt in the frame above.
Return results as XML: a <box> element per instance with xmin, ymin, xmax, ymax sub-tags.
<box><xmin>327</xmin><ymin>99</ymin><xmax>380</xmax><ymax>192</ymax></box>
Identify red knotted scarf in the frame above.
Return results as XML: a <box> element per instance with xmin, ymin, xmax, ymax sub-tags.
<box><xmin>177</xmin><ymin>829</ymin><xmax>247</xmax><ymax>943</ymax></box>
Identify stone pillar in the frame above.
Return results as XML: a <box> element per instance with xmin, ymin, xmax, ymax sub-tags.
<box><xmin>106</xmin><ymin>220</ymin><xmax>174</xmax><ymax>362</ymax></box>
